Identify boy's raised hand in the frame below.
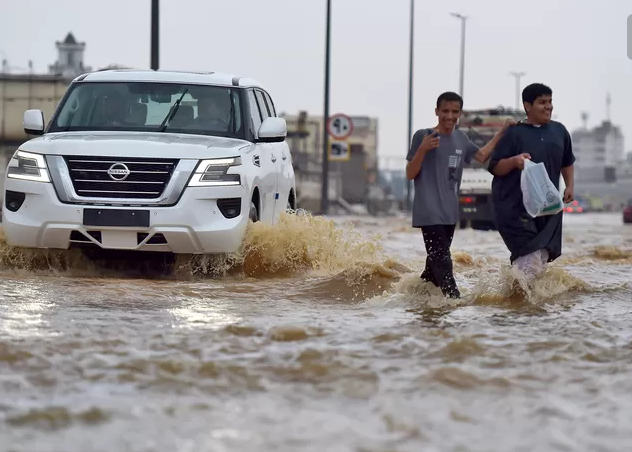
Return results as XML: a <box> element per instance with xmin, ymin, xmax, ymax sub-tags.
<box><xmin>418</xmin><ymin>130</ymin><xmax>440</xmax><ymax>153</ymax></box>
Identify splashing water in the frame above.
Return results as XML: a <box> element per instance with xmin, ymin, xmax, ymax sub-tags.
<box><xmin>0</xmin><ymin>212</ymin><xmax>626</xmax><ymax>306</ymax></box>
<box><xmin>467</xmin><ymin>263</ymin><xmax>591</xmax><ymax>306</ymax></box>
<box><xmin>176</xmin><ymin>212</ymin><xmax>389</xmax><ymax>278</ymax></box>
<box><xmin>0</xmin><ymin>213</ymin><xmax>401</xmax><ymax>281</ymax></box>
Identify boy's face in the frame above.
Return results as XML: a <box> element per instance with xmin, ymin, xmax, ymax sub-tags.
<box><xmin>525</xmin><ymin>94</ymin><xmax>553</xmax><ymax>124</ymax></box>
<box><xmin>435</xmin><ymin>100</ymin><xmax>462</xmax><ymax>130</ymax></box>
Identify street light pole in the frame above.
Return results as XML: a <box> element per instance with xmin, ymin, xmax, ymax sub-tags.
<box><xmin>320</xmin><ymin>0</ymin><xmax>332</xmax><ymax>215</ymax></box>
<box><xmin>151</xmin><ymin>0</ymin><xmax>159</xmax><ymax>70</ymax></box>
<box><xmin>509</xmin><ymin>71</ymin><xmax>526</xmax><ymax>111</ymax></box>
<box><xmin>405</xmin><ymin>0</ymin><xmax>415</xmax><ymax>212</ymax></box>
<box><xmin>450</xmin><ymin>12</ymin><xmax>467</xmax><ymax>98</ymax></box>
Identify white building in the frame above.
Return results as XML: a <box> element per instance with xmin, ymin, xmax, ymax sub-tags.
<box><xmin>615</xmin><ymin>152</ymin><xmax>632</xmax><ymax>180</ymax></box>
<box><xmin>48</xmin><ymin>32</ymin><xmax>92</xmax><ymax>79</ymax></box>
<box><xmin>571</xmin><ymin>119</ymin><xmax>625</xmax><ymax>183</ymax></box>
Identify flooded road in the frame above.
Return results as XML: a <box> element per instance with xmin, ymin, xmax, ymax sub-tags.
<box><xmin>0</xmin><ymin>212</ymin><xmax>631</xmax><ymax>452</ymax></box>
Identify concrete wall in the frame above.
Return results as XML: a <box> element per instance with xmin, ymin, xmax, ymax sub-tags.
<box><xmin>338</xmin><ymin>144</ymin><xmax>368</xmax><ymax>203</ymax></box>
<box><xmin>1</xmin><ymin>74</ymin><xmax>71</xmax><ymax>142</ymax></box>
<box><xmin>1</xmin><ymin>74</ymin><xmax>72</xmax><ymax>208</ymax></box>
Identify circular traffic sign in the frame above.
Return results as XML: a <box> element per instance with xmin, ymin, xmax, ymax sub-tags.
<box><xmin>327</xmin><ymin>113</ymin><xmax>354</xmax><ymax>140</ymax></box>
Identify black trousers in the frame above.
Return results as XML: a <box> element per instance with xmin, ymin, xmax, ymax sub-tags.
<box><xmin>419</xmin><ymin>224</ymin><xmax>460</xmax><ymax>298</ymax></box>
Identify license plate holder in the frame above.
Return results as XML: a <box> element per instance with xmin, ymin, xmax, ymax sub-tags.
<box><xmin>83</xmin><ymin>208</ymin><xmax>150</xmax><ymax>228</ymax></box>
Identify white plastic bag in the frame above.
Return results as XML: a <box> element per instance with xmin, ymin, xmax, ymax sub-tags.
<box><xmin>520</xmin><ymin>159</ymin><xmax>564</xmax><ymax>218</ymax></box>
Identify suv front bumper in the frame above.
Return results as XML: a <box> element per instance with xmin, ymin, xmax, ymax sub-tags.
<box><xmin>2</xmin><ymin>178</ymin><xmax>250</xmax><ymax>255</ymax></box>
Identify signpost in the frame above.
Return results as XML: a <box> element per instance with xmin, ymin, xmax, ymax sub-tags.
<box><xmin>327</xmin><ymin>113</ymin><xmax>354</xmax><ymax>140</ymax></box>
<box><xmin>327</xmin><ymin>113</ymin><xmax>353</xmax><ymax>162</ymax></box>
<box><xmin>329</xmin><ymin>140</ymin><xmax>350</xmax><ymax>162</ymax></box>
<box><xmin>322</xmin><ymin>113</ymin><xmax>354</xmax><ymax>211</ymax></box>
<box><xmin>327</xmin><ymin>113</ymin><xmax>354</xmax><ymax>163</ymax></box>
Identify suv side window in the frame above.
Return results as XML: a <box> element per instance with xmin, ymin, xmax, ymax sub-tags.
<box><xmin>262</xmin><ymin>91</ymin><xmax>276</xmax><ymax>117</ymax></box>
<box><xmin>247</xmin><ymin>89</ymin><xmax>262</xmax><ymax>135</ymax></box>
<box><xmin>254</xmin><ymin>90</ymin><xmax>270</xmax><ymax>120</ymax></box>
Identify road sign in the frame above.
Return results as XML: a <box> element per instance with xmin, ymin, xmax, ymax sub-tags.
<box><xmin>329</xmin><ymin>140</ymin><xmax>350</xmax><ymax>162</ymax></box>
<box><xmin>327</xmin><ymin>113</ymin><xmax>354</xmax><ymax>140</ymax></box>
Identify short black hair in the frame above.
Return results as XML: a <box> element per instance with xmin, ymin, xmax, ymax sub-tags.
<box><xmin>436</xmin><ymin>91</ymin><xmax>463</xmax><ymax>110</ymax></box>
<box><xmin>522</xmin><ymin>83</ymin><xmax>552</xmax><ymax>105</ymax></box>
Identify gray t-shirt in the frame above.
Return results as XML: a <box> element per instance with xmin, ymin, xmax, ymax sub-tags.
<box><xmin>406</xmin><ymin>128</ymin><xmax>479</xmax><ymax>227</ymax></box>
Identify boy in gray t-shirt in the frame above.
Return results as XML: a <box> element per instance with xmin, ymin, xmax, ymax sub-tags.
<box><xmin>406</xmin><ymin>92</ymin><xmax>512</xmax><ymax>298</ymax></box>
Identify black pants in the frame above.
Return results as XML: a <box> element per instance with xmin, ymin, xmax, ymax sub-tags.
<box><xmin>420</xmin><ymin>224</ymin><xmax>460</xmax><ymax>298</ymax></box>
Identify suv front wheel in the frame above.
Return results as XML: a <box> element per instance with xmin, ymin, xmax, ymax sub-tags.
<box><xmin>249</xmin><ymin>201</ymin><xmax>259</xmax><ymax>222</ymax></box>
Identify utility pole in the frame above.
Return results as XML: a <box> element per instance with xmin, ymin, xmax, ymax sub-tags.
<box><xmin>450</xmin><ymin>12</ymin><xmax>467</xmax><ymax>98</ymax></box>
<box><xmin>320</xmin><ymin>0</ymin><xmax>332</xmax><ymax>215</ymax></box>
<box><xmin>509</xmin><ymin>71</ymin><xmax>526</xmax><ymax>110</ymax></box>
<box><xmin>405</xmin><ymin>0</ymin><xmax>415</xmax><ymax>212</ymax></box>
<box><xmin>151</xmin><ymin>0</ymin><xmax>159</xmax><ymax>70</ymax></box>
<box><xmin>1</xmin><ymin>58</ymin><xmax>6</xmax><ymax>140</ymax></box>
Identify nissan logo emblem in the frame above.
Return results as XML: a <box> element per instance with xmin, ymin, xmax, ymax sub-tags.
<box><xmin>107</xmin><ymin>163</ymin><xmax>131</xmax><ymax>181</ymax></box>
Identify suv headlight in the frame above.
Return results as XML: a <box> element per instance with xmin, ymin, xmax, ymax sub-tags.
<box><xmin>6</xmin><ymin>150</ymin><xmax>51</xmax><ymax>183</ymax></box>
<box><xmin>188</xmin><ymin>156</ymin><xmax>242</xmax><ymax>187</ymax></box>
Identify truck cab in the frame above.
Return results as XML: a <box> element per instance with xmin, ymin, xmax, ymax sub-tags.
<box><xmin>458</xmin><ymin>167</ymin><xmax>495</xmax><ymax>230</ymax></box>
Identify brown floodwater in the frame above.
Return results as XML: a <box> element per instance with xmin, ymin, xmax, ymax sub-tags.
<box><xmin>0</xmin><ymin>212</ymin><xmax>631</xmax><ymax>452</ymax></box>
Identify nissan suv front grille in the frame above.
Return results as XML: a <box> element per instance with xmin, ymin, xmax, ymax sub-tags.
<box><xmin>63</xmin><ymin>156</ymin><xmax>179</xmax><ymax>199</ymax></box>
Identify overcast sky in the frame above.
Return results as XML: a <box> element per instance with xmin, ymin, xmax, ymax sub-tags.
<box><xmin>1</xmin><ymin>0</ymin><xmax>631</xmax><ymax>167</ymax></box>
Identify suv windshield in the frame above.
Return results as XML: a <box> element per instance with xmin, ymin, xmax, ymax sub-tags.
<box><xmin>48</xmin><ymin>81</ymin><xmax>244</xmax><ymax>139</ymax></box>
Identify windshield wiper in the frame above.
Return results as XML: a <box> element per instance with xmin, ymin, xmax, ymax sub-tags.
<box><xmin>157</xmin><ymin>89</ymin><xmax>188</xmax><ymax>132</ymax></box>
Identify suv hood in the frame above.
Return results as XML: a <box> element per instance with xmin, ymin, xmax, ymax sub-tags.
<box><xmin>20</xmin><ymin>131</ymin><xmax>253</xmax><ymax>159</ymax></box>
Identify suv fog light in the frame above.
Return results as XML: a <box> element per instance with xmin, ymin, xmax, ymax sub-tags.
<box><xmin>217</xmin><ymin>198</ymin><xmax>241</xmax><ymax>219</ymax></box>
<box><xmin>5</xmin><ymin>190</ymin><xmax>26</xmax><ymax>212</ymax></box>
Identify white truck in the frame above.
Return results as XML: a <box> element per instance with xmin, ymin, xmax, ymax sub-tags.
<box><xmin>457</xmin><ymin>106</ymin><xmax>568</xmax><ymax>230</ymax></box>
<box><xmin>457</xmin><ymin>106</ymin><xmax>525</xmax><ymax>230</ymax></box>
<box><xmin>458</xmin><ymin>167</ymin><xmax>496</xmax><ymax>230</ymax></box>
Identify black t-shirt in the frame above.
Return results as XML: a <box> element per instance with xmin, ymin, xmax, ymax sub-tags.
<box><xmin>487</xmin><ymin>120</ymin><xmax>576</xmax><ymax>263</ymax></box>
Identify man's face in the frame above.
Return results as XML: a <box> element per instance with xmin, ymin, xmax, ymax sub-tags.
<box><xmin>198</xmin><ymin>97</ymin><xmax>226</xmax><ymax>120</ymax></box>
<box><xmin>104</xmin><ymin>96</ymin><xmax>125</xmax><ymax>119</ymax></box>
<box><xmin>435</xmin><ymin>100</ymin><xmax>462</xmax><ymax>130</ymax></box>
<box><xmin>525</xmin><ymin>94</ymin><xmax>553</xmax><ymax>123</ymax></box>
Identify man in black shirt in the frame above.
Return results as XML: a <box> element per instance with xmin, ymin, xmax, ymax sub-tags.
<box><xmin>487</xmin><ymin>83</ymin><xmax>575</xmax><ymax>279</ymax></box>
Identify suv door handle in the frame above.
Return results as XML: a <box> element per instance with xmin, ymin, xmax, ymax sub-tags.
<box><xmin>271</xmin><ymin>154</ymin><xmax>277</xmax><ymax>162</ymax></box>
<box><xmin>282</xmin><ymin>153</ymin><xmax>287</xmax><ymax>161</ymax></box>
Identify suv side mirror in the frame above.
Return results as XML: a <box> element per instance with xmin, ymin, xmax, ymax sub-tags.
<box><xmin>24</xmin><ymin>109</ymin><xmax>45</xmax><ymax>135</ymax></box>
<box><xmin>256</xmin><ymin>117</ymin><xmax>286</xmax><ymax>143</ymax></box>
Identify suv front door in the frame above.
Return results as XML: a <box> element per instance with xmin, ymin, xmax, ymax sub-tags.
<box><xmin>248</xmin><ymin>89</ymin><xmax>277</xmax><ymax>223</ymax></box>
<box><xmin>255</xmin><ymin>89</ymin><xmax>289</xmax><ymax>221</ymax></box>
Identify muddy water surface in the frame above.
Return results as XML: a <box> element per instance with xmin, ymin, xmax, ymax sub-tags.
<box><xmin>0</xmin><ymin>212</ymin><xmax>631</xmax><ymax>452</ymax></box>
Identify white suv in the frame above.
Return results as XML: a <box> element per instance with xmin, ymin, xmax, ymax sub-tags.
<box><xmin>2</xmin><ymin>70</ymin><xmax>296</xmax><ymax>255</ymax></box>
